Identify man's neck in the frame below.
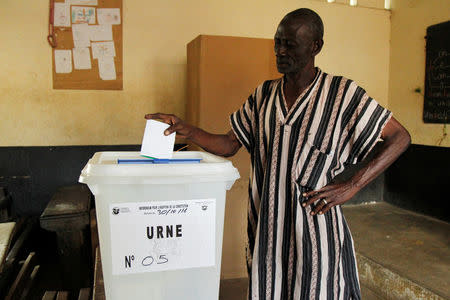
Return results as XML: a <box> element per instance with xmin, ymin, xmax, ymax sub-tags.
<box><xmin>283</xmin><ymin>65</ymin><xmax>317</xmax><ymax>110</ymax></box>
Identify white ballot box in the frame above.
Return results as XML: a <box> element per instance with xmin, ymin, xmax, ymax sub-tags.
<box><xmin>79</xmin><ymin>151</ymin><xmax>240</xmax><ymax>300</ymax></box>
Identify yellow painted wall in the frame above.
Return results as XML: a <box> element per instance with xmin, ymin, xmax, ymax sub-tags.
<box><xmin>389</xmin><ymin>0</ymin><xmax>450</xmax><ymax>147</ymax></box>
<box><xmin>0</xmin><ymin>0</ymin><xmax>392</xmax><ymax>279</ymax></box>
<box><xmin>0</xmin><ymin>0</ymin><xmax>389</xmax><ymax>147</ymax></box>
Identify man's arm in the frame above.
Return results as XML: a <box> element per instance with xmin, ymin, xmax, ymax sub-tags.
<box><xmin>145</xmin><ymin>113</ymin><xmax>242</xmax><ymax>157</ymax></box>
<box><xmin>303</xmin><ymin>117</ymin><xmax>411</xmax><ymax>215</ymax></box>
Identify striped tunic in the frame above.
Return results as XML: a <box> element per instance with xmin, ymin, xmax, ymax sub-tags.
<box><xmin>229</xmin><ymin>68</ymin><xmax>392</xmax><ymax>300</ymax></box>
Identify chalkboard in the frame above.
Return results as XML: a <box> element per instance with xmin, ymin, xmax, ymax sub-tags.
<box><xmin>424</xmin><ymin>21</ymin><xmax>450</xmax><ymax>123</ymax></box>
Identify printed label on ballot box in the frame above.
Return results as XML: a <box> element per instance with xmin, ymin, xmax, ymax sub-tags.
<box><xmin>109</xmin><ymin>199</ymin><xmax>216</xmax><ymax>275</ymax></box>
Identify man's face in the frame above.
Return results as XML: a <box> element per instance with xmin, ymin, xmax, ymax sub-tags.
<box><xmin>274</xmin><ymin>18</ymin><xmax>316</xmax><ymax>74</ymax></box>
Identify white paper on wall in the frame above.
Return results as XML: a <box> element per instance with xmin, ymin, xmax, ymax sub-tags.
<box><xmin>54</xmin><ymin>50</ymin><xmax>72</xmax><ymax>73</ymax></box>
<box><xmin>54</xmin><ymin>3</ymin><xmax>70</xmax><ymax>27</ymax></box>
<box><xmin>72</xmin><ymin>23</ymin><xmax>91</xmax><ymax>48</ymax></box>
<box><xmin>97</xmin><ymin>8</ymin><xmax>121</xmax><ymax>25</ymax></box>
<box><xmin>98</xmin><ymin>56</ymin><xmax>116</xmax><ymax>80</ymax></box>
<box><xmin>89</xmin><ymin>25</ymin><xmax>113</xmax><ymax>41</ymax></box>
<box><xmin>91</xmin><ymin>41</ymin><xmax>116</xmax><ymax>59</ymax></box>
<box><xmin>71</xmin><ymin>6</ymin><xmax>96</xmax><ymax>24</ymax></box>
<box><xmin>67</xmin><ymin>0</ymin><xmax>98</xmax><ymax>5</ymax></box>
<box><xmin>73</xmin><ymin>47</ymin><xmax>92</xmax><ymax>70</ymax></box>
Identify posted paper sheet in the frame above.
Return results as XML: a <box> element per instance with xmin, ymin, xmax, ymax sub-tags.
<box><xmin>98</xmin><ymin>56</ymin><xmax>116</xmax><ymax>80</ymax></box>
<box><xmin>68</xmin><ymin>0</ymin><xmax>98</xmax><ymax>5</ymax></box>
<box><xmin>71</xmin><ymin>6</ymin><xmax>96</xmax><ymax>24</ymax></box>
<box><xmin>72</xmin><ymin>23</ymin><xmax>91</xmax><ymax>48</ymax></box>
<box><xmin>54</xmin><ymin>3</ymin><xmax>70</xmax><ymax>27</ymax></box>
<box><xmin>89</xmin><ymin>24</ymin><xmax>113</xmax><ymax>41</ymax></box>
<box><xmin>91</xmin><ymin>41</ymin><xmax>115</xmax><ymax>59</ymax></box>
<box><xmin>54</xmin><ymin>50</ymin><xmax>72</xmax><ymax>73</ymax></box>
<box><xmin>140</xmin><ymin>120</ymin><xmax>175</xmax><ymax>159</ymax></box>
<box><xmin>73</xmin><ymin>47</ymin><xmax>92</xmax><ymax>69</ymax></box>
<box><xmin>109</xmin><ymin>199</ymin><xmax>216</xmax><ymax>275</ymax></box>
<box><xmin>97</xmin><ymin>8</ymin><xmax>121</xmax><ymax>25</ymax></box>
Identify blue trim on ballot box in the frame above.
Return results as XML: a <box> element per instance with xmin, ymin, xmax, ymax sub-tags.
<box><xmin>117</xmin><ymin>158</ymin><xmax>202</xmax><ymax>164</ymax></box>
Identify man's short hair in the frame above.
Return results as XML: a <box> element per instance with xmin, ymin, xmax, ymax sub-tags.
<box><xmin>283</xmin><ymin>8</ymin><xmax>324</xmax><ymax>41</ymax></box>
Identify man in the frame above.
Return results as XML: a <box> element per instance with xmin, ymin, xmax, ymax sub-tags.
<box><xmin>146</xmin><ymin>8</ymin><xmax>410</xmax><ymax>300</ymax></box>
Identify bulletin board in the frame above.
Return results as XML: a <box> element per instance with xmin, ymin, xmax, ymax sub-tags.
<box><xmin>50</xmin><ymin>0</ymin><xmax>123</xmax><ymax>90</ymax></box>
<box><xmin>423</xmin><ymin>20</ymin><xmax>450</xmax><ymax>123</ymax></box>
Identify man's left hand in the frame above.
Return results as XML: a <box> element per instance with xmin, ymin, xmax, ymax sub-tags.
<box><xmin>302</xmin><ymin>181</ymin><xmax>359</xmax><ymax>215</ymax></box>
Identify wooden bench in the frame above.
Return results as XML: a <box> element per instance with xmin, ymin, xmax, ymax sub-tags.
<box><xmin>40</xmin><ymin>185</ymin><xmax>92</xmax><ymax>289</ymax></box>
<box><xmin>0</xmin><ymin>187</ymin><xmax>12</xmax><ymax>222</ymax></box>
<box><xmin>0</xmin><ymin>218</ymin><xmax>36</xmax><ymax>299</ymax></box>
<box><xmin>0</xmin><ymin>222</ymin><xmax>15</xmax><ymax>271</ymax></box>
<box><xmin>5</xmin><ymin>251</ymin><xmax>40</xmax><ymax>300</ymax></box>
<box><xmin>42</xmin><ymin>288</ymin><xmax>91</xmax><ymax>300</ymax></box>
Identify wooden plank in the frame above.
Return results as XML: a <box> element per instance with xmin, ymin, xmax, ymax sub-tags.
<box><xmin>56</xmin><ymin>291</ymin><xmax>69</xmax><ymax>300</ymax></box>
<box><xmin>93</xmin><ymin>247</ymin><xmax>105</xmax><ymax>300</ymax></box>
<box><xmin>42</xmin><ymin>291</ymin><xmax>57</xmax><ymax>300</ymax></box>
<box><xmin>77</xmin><ymin>288</ymin><xmax>91</xmax><ymax>300</ymax></box>
<box><xmin>5</xmin><ymin>252</ymin><xmax>37</xmax><ymax>300</ymax></box>
<box><xmin>0</xmin><ymin>219</ymin><xmax>36</xmax><ymax>298</ymax></box>
<box><xmin>90</xmin><ymin>208</ymin><xmax>99</xmax><ymax>267</ymax></box>
<box><xmin>19</xmin><ymin>265</ymin><xmax>40</xmax><ymax>300</ymax></box>
<box><xmin>0</xmin><ymin>222</ymin><xmax>16</xmax><ymax>271</ymax></box>
<box><xmin>9</xmin><ymin>218</ymin><xmax>28</xmax><ymax>246</ymax></box>
<box><xmin>0</xmin><ymin>188</ymin><xmax>11</xmax><ymax>222</ymax></box>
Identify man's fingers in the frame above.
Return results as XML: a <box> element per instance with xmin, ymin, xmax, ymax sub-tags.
<box><xmin>145</xmin><ymin>113</ymin><xmax>177</xmax><ymax>125</ymax></box>
<box><xmin>303</xmin><ymin>195</ymin><xmax>320</xmax><ymax>207</ymax></box>
<box><xmin>302</xmin><ymin>190</ymin><xmax>330</xmax><ymax>207</ymax></box>
<box><xmin>164</xmin><ymin>124</ymin><xmax>179</xmax><ymax>135</ymax></box>
<box><xmin>145</xmin><ymin>113</ymin><xmax>167</xmax><ymax>120</ymax></box>
<box><xmin>311</xmin><ymin>199</ymin><xmax>327</xmax><ymax>215</ymax></box>
<box><xmin>302</xmin><ymin>185</ymin><xmax>331</xmax><ymax>198</ymax></box>
<box><xmin>319</xmin><ymin>204</ymin><xmax>332</xmax><ymax>214</ymax></box>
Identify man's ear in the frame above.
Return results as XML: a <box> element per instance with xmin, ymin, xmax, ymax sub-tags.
<box><xmin>312</xmin><ymin>39</ymin><xmax>324</xmax><ymax>57</ymax></box>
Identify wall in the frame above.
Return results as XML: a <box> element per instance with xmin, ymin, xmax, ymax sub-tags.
<box><xmin>389</xmin><ymin>0</ymin><xmax>450</xmax><ymax>147</ymax></box>
<box><xmin>0</xmin><ymin>0</ymin><xmax>391</xmax><ymax>280</ymax></box>
<box><xmin>384</xmin><ymin>144</ymin><xmax>449</xmax><ymax>222</ymax></box>
<box><xmin>0</xmin><ymin>0</ymin><xmax>390</xmax><ymax>147</ymax></box>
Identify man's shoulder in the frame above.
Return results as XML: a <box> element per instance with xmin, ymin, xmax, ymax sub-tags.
<box><xmin>258</xmin><ymin>77</ymin><xmax>282</xmax><ymax>88</ymax></box>
<box><xmin>320</xmin><ymin>69</ymin><xmax>361</xmax><ymax>88</ymax></box>
<box><xmin>253</xmin><ymin>77</ymin><xmax>282</xmax><ymax>94</ymax></box>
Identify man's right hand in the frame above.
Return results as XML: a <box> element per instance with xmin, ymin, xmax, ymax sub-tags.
<box><xmin>145</xmin><ymin>113</ymin><xmax>196</xmax><ymax>139</ymax></box>
<box><xmin>144</xmin><ymin>112</ymin><xmax>242</xmax><ymax>157</ymax></box>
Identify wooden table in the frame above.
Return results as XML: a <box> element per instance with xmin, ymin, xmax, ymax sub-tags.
<box><xmin>0</xmin><ymin>222</ymin><xmax>15</xmax><ymax>272</ymax></box>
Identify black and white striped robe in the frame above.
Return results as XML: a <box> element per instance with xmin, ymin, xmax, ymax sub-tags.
<box><xmin>230</xmin><ymin>68</ymin><xmax>392</xmax><ymax>300</ymax></box>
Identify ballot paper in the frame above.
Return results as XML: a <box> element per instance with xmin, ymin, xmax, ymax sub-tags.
<box><xmin>140</xmin><ymin>120</ymin><xmax>176</xmax><ymax>159</ymax></box>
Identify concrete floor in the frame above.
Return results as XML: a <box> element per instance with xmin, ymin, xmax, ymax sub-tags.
<box><xmin>219</xmin><ymin>202</ymin><xmax>450</xmax><ymax>300</ymax></box>
<box><xmin>219</xmin><ymin>278</ymin><xmax>384</xmax><ymax>300</ymax></box>
<box><xmin>344</xmin><ymin>202</ymin><xmax>450</xmax><ymax>299</ymax></box>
